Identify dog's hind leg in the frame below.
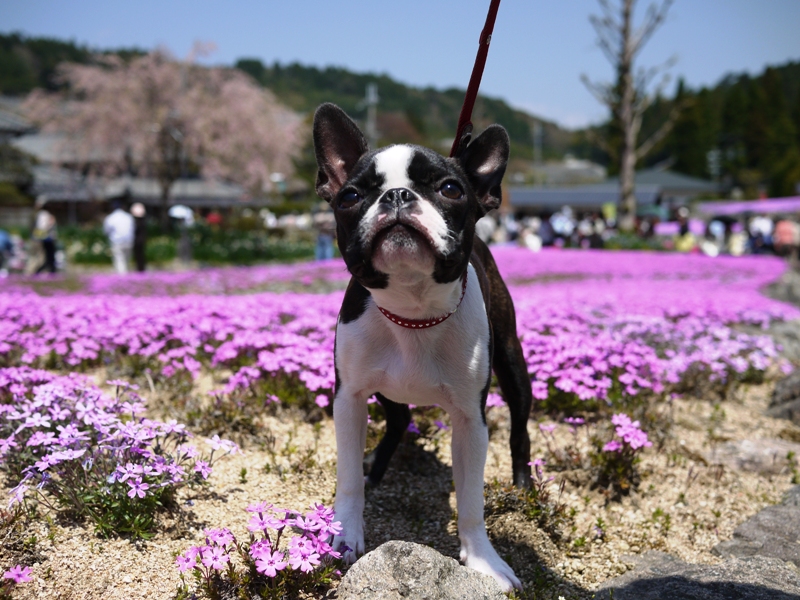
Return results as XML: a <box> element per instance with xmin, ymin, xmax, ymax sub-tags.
<box><xmin>491</xmin><ymin>304</ymin><xmax>533</xmax><ymax>488</ymax></box>
<box><xmin>364</xmin><ymin>393</ymin><xmax>411</xmax><ymax>486</ymax></box>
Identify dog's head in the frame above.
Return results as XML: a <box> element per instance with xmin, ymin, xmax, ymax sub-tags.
<box><xmin>313</xmin><ymin>103</ymin><xmax>509</xmax><ymax>289</ymax></box>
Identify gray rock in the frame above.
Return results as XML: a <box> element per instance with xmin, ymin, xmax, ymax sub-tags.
<box><xmin>336</xmin><ymin>541</ymin><xmax>507</xmax><ymax>600</ymax></box>
<box><xmin>594</xmin><ymin>551</ymin><xmax>800</xmax><ymax>599</ymax></box>
<box><xmin>768</xmin><ymin>320</ymin><xmax>800</xmax><ymax>364</ymax></box>
<box><xmin>704</xmin><ymin>438</ymin><xmax>800</xmax><ymax>474</ymax></box>
<box><xmin>770</xmin><ymin>368</ymin><xmax>800</xmax><ymax>424</ymax></box>
<box><xmin>713</xmin><ymin>485</ymin><xmax>800</xmax><ymax>566</ymax></box>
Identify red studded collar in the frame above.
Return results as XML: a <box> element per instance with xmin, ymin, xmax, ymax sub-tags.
<box><xmin>376</xmin><ymin>272</ymin><xmax>468</xmax><ymax>329</ymax></box>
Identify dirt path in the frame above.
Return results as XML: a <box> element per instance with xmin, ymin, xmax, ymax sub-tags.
<box><xmin>5</xmin><ymin>368</ymin><xmax>797</xmax><ymax>599</ymax></box>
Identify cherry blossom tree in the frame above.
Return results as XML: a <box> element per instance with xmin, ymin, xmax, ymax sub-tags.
<box><xmin>23</xmin><ymin>44</ymin><xmax>304</xmax><ymax>226</ymax></box>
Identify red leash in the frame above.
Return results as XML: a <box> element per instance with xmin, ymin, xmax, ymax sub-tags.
<box><xmin>449</xmin><ymin>0</ymin><xmax>502</xmax><ymax>158</ymax></box>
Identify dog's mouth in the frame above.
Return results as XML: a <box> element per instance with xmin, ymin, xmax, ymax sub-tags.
<box><xmin>369</xmin><ymin>214</ymin><xmax>437</xmax><ymax>255</ymax></box>
<box><xmin>367</xmin><ymin>218</ymin><xmax>439</xmax><ymax>275</ymax></box>
<box><xmin>373</xmin><ymin>222</ymin><xmax>425</xmax><ymax>248</ymax></box>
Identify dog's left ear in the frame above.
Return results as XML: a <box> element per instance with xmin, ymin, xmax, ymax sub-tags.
<box><xmin>458</xmin><ymin>125</ymin><xmax>509</xmax><ymax>217</ymax></box>
<box><xmin>313</xmin><ymin>103</ymin><xmax>370</xmax><ymax>203</ymax></box>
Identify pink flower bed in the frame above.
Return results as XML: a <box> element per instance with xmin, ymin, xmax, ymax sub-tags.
<box><xmin>0</xmin><ymin>249</ymin><xmax>794</xmax><ymax>405</ymax></box>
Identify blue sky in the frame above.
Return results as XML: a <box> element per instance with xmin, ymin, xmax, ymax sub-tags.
<box><xmin>2</xmin><ymin>0</ymin><xmax>799</xmax><ymax>129</ymax></box>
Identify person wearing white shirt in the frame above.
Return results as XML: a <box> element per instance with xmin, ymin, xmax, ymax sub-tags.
<box><xmin>103</xmin><ymin>202</ymin><xmax>135</xmax><ymax>274</ymax></box>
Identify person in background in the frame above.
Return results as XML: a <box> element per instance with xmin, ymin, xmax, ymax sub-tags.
<box><xmin>131</xmin><ymin>202</ymin><xmax>147</xmax><ymax>273</ymax></box>
<box><xmin>103</xmin><ymin>201</ymin><xmax>135</xmax><ymax>274</ymax></box>
<box><xmin>0</xmin><ymin>228</ymin><xmax>12</xmax><ymax>277</ymax></box>
<box><xmin>748</xmin><ymin>213</ymin><xmax>774</xmax><ymax>254</ymax></box>
<box><xmin>34</xmin><ymin>201</ymin><xmax>58</xmax><ymax>274</ymax></box>
<box><xmin>774</xmin><ymin>217</ymin><xmax>800</xmax><ymax>261</ymax></box>
<box><xmin>205</xmin><ymin>209</ymin><xmax>223</xmax><ymax>228</ymax></box>
<box><xmin>674</xmin><ymin>207</ymin><xmax>697</xmax><ymax>253</ymax></box>
<box><xmin>728</xmin><ymin>222</ymin><xmax>748</xmax><ymax>256</ymax></box>
<box><xmin>313</xmin><ymin>202</ymin><xmax>336</xmax><ymax>260</ymax></box>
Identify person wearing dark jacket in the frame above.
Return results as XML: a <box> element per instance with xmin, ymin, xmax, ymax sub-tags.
<box><xmin>131</xmin><ymin>202</ymin><xmax>147</xmax><ymax>272</ymax></box>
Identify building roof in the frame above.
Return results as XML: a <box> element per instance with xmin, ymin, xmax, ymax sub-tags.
<box><xmin>0</xmin><ymin>97</ymin><xmax>33</xmax><ymax>137</ymax></box>
<box><xmin>12</xmin><ymin>132</ymin><xmax>116</xmax><ymax>163</ymax></box>
<box><xmin>32</xmin><ymin>171</ymin><xmax>273</xmax><ymax>207</ymax></box>
<box><xmin>104</xmin><ymin>176</ymin><xmax>246</xmax><ymax>207</ymax></box>
<box><xmin>509</xmin><ymin>183</ymin><xmax>661</xmax><ymax>211</ymax></box>
<box><xmin>607</xmin><ymin>168</ymin><xmax>718</xmax><ymax>194</ymax></box>
<box><xmin>30</xmin><ymin>165</ymin><xmax>100</xmax><ymax>201</ymax></box>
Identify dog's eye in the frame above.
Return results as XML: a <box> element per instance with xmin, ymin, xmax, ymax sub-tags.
<box><xmin>338</xmin><ymin>190</ymin><xmax>361</xmax><ymax>209</ymax></box>
<box><xmin>439</xmin><ymin>182</ymin><xmax>464</xmax><ymax>200</ymax></box>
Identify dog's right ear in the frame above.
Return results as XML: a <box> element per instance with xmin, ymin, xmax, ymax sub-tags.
<box><xmin>313</xmin><ymin>103</ymin><xmax>369</xmax><ymax>203</ymax></box>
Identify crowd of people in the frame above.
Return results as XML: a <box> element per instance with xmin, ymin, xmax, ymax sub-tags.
<box><xmin>474</xmin><ymin>205</ymin><xmax>791</xmax><ymax>259</ymax></box>
<box><xmin>0</xmin><ymin>200</ymin><xmax>793</xmax><ymax>278</ymax></box>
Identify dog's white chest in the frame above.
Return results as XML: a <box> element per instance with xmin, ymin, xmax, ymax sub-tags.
<box><xmin>335</xmin><ymin>267</ymin><xmax>490</xmax><ymax>410</ymax></box>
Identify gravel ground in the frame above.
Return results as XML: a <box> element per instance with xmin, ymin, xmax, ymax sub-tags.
<box><xmin>3</xmin><ymin>371</ymin><xmax>797</xmax><ymax>600</ymax></box>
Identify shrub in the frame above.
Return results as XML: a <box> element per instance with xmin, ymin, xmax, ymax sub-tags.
<box><xmin>484</xmin><ymin>459</ymin><xmax>569</xmax><ymax>540</ymax></box>
<box><xmin>175</xmin><ymin>502</ymin><xmax>343</xmax><ymax>600</ymax></box>
<box><xmin>0</xmin><ymin>368</ymin><xmax>236</xmax><ymax>539</ymax></box>
<box><xmin>590</xmin><ymin>413</ymin><xmax>652</xmax><ymax>498</ymax></box>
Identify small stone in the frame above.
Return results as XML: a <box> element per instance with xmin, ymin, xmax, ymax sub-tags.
<box><xmin>337</xmin><ymin>541</ymin><xmax>507</xmax><ymax>600</ymax></box>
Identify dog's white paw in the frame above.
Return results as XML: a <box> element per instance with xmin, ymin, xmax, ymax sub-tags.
<box><xmin>333</xmin><ymin>532</ymin><xmax>364</xmax><ymax>564</ymax></box>
<box><xmin>332</xmin><ymin>510</ymin><xmax>364</xmax><ymax>564</ymax></box>
<box><xmin>460</xmin><ymin>545</ymin><xmax>521</xmax><ymax>592</ymax></box>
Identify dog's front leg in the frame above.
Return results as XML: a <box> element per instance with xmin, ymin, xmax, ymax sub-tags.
<box><xmin>451</xmin><ymin>406</ymin><xmax>521</xmax><ymax>591</ymax></box>
<box><xmin>332</xmin><ymin>389</ymin><xmax>368</xmax><ymax>562</ymax></box>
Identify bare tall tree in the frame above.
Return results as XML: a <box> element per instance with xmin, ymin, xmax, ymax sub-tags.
<box><xmin>582</xmin><ymin>0</ymin><xmax>682</xmax><ymax>230</ymax></box>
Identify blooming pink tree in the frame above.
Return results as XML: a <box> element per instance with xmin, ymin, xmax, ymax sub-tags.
<box><xmin>23</xmin><ymin>44</ymin><xmax>304</xmax><ymax>226</ymax></box>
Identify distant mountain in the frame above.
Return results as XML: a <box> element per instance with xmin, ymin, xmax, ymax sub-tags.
<box><xmin>6</xmin><ymin>31</ymin><xmax>796</xmax><ymax>196</ymax></box>
<box><xmin>0</xmin><ymin>32</ymin><xmax>572</xmax><ymax>164</ymax></box>
<box><xmin>234</xmin><ymin>59</ymin><xmax>573</xmax><ymax>161</ymax></box>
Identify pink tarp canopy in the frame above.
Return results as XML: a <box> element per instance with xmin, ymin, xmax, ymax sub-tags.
<box><xmin>698</xmin><ymin>196</ymin><xmax>800</xmax><ymax>215</ymax></box>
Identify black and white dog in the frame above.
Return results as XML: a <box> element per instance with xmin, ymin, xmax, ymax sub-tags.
<box><xmin>313</xmin><ymin>103</ymin><xmax>532</xmax><ymax>591</ymax></box>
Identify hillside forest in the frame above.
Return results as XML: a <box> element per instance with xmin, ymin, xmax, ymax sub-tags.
<box><xmin>1</xmin><ymin>32</ymin><xmax>799</xmax><ymax>198</ymax></box>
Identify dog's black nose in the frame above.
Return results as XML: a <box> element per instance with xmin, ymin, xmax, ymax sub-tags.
<box><xmin>380</xmin><ymin>188</ymin><xmax>414</xmax><ymax>207</ymax></box>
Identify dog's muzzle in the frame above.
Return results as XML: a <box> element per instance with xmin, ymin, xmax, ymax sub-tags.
<box><xmin>379</xmin><ymin>187</ymin><xmax>414</xmax><ymax>209</ymax></box>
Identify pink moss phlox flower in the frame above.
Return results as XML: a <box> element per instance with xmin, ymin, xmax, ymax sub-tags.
<box><xmin>247</xmin><ymin>514</ymin><xmax>271</xmax><ymax>533</ymax></box>
<box><xmin>0</xmin><ymin>435</ymin><xmax>18</xmax><ymax>456</ymax></box>
<box><xmin>254</xmin><ymin>549</ymin><xmax>288</xmax><ymax>577</ymax></box>
<box><xmin>248</xmin><ymin>539</ymin><xmax>272</xmax><ymax>560</ymax></box>
<box><xmin>246</xmin><ymin>501</ymin><xmax>273</xmax><ymax>514</ymax></box>
<box><xmin>8</xmin><ymin>483</ymin><xmax>28</xmax><ymax>508</ymax></box>
<box><xmin>204</xmin><ymin>528</ymin><xmax>235</xmax><ymax>547</ymax></box>
<box><xmin>287</xmin><ymin>536</ymin><xmax>320</xmax><ymax>573</ymax></box>
<box><xmin>200</xmin><ymin>545</ymin><xmax>230</xmax><ymax>570</ymax></box>
<box><xmin>193</xmin><ymin>461</ymin><xmax>212</xmax><ymax>479</ymax></box>
<box><xmin>175</xmin><ymin>552</ymin><xmax>197</xmax><ymax>573</ymax></box>
<box><xmin>207</xmin><ymin>434</ymin><xmax>238</xmax><ymax>454</ymax></box>
<box><xmin>126</xmin><ymin>477</ymin><xmax>149</xmax><ymax>499</ymax></box>
<box><xmin>603</xmin><ymin>439</ymin><xmax>623</xmax><ymax>453</ymax></box>
<box><xmin>485</xmin><ymin>392</ymin><xmax>505</xmax><ymax>408</ymax></box>
<box><xmin>610</xmin><ymin>413</ymin><xmax>653</xmax><ymax>450</ymax></box>
<box><xmin>3</xmin><ymin>564</ymin><xmax>32</xmax><ymax>583</ymax></box>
